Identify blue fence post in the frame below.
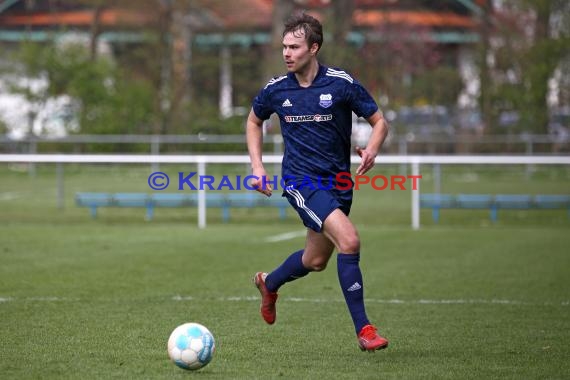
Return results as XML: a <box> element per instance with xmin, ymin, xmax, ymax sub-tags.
<box><xmin>432</xmin><ymin>207</ymin><xmax>440</xmax><ymax>223</ymax></box>
<box><xmin>490</xmin><ymin>206</ymin><xmax>498</xmax><ymax>223</ymax></box>
<box><xmin>146</xmin><ymin>205</ymin><xmax>154</xmax><ymax>221</ymax></box>
<box><xmin>222</xmin><ymin>207</ymin><xmax>230</xmax><ymax>223</ymax></box>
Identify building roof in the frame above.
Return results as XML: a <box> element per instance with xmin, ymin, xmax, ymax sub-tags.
<box><xmin>0</xmin><ymin>9</ymin><xmax>153</xmax><ymax>28</ymax></box>
<box><xmin>0</xmin><ymin>0</ymin><xmax>484</xmax><ymax>43</ymax></box>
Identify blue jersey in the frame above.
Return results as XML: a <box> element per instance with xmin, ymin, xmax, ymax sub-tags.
<box><xmin>253</xmin><ymin>65</ymin><xmax>378</xmax><ymax>180</ymax></box>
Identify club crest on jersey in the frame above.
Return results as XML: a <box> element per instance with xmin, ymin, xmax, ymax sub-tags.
<box><xmin>319</xmin><ymin>93</ymin><xmax>333</xmax><ymax>108</ymax></box>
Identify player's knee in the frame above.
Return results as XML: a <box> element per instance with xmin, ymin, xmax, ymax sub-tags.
<box><xmin>305</xmin><ymin>257</ymin><xmax>328</xmax><ymax>272</ymax></box>
<box><xmin>338</xmin><ymin>234</ymin><xmax>360</xmax><ymax>254</ymax></box>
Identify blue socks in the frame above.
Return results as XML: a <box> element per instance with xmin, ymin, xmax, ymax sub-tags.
<box><xmin>337</xmin><ymin>253</ymin><xmax>370</xmax><ymax>334</ymax></box>
<box><xmin>264</xmin><ymin>250</ymin><xmax>370</xmax><ymax>334</ymax></box>
<box><xmin>265</xmin><ymin>250</ymin><xmax>311</xmax><ymax>293</ymax></box>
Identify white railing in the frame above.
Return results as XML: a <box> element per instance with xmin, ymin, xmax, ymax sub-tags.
<box><xmin>1</xmin><ymin>154</ymin><xmax>569</xmax><ymax>229</ymax></box>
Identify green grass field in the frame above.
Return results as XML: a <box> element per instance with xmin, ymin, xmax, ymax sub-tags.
<box><xmin>1</xmin><ymin>163</ymin><xmax>569</xmax><ymax>379</ymax></box>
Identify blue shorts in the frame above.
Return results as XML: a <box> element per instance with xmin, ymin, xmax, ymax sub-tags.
<box><xmin>282</xmin><ymin>183</ymin><xmax>352</xmax><ymax>233</ymax></box>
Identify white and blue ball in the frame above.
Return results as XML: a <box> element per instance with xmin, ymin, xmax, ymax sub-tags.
<box><xmin>167</xmin><ymin>322</ymin><xmax>215</xmax><ymax>370</ymax></box>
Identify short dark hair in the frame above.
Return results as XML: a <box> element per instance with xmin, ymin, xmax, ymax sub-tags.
<box><xmin>283</xmin><ymin>12</ymin><xmax>323</xmax><ymax>52</ymax></box>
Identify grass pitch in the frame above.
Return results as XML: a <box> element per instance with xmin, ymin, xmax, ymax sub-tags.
<box><xmin>0</xmin><ymin>163</ymin><xmax>569</xmax><ymax>379</ymax></box>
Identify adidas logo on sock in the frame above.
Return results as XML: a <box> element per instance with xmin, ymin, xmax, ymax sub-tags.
<box><xmin>282</xmin><ymin>99</ymin><xmax>293</xmax><ymax>107</ymax></box>
<box><xmin>347</xmin><ymin>282</ymin><xmax>362</xmax><ymax>292</ymax></box>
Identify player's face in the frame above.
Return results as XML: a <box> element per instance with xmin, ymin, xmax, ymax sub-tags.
<box><xmin>282</xmin><ymin>31</ymin><xmax>317</xmax><ymax>73</ymax></box>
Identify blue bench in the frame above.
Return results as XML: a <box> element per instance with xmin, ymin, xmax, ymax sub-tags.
<box><xmin>75</xmin><ymin>192</ymin><xmax>290</xmax><ymax>222</ymax></box>
<box><xmin>420</xmin><ymin>194</ymin><xmax>570</xmax><ymax>223</ymax></box>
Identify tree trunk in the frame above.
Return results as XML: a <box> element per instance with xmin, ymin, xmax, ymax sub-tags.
<box><xmin>263</xmin><ymin>0</ymin><xmax>295</xmax><ymax>82</ymax></box>
<box><xmin>478</xmin><ymin>1</ymin><xmax>494</xmax><ymax>134</ymax></box>
<box><xmin>89</xmin><ymin>5</ymin><xmax>103</xmax><ymax>61</ymax></box>
<box><xmin>327</xmin><ymin>0</ymin><xmax>354</xmax><ymax>66</ymax></box>
<box><xmin>157</xmin><ymin>0</ymin><xmax>174</xmax><ymax>134</ymax></box>
<box><xmin>529</xmin><ymin>0</ymin><xmax>553</xmax><ymax>133</ymax></box>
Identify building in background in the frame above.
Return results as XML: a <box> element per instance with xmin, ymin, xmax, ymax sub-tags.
<box><xmin>2</xmin><ymin>0</ymin><xmax>566</xmax><ymax>145</ymax></box>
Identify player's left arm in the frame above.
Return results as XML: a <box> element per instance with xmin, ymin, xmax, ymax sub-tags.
<box><xmin>355</xmin><ymin>111</ymin><xmax>390</xmax><ymax>176</ymax></box>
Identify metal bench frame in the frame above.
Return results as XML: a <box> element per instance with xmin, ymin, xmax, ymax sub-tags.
<box><xmin>75</xmin><ymin>192</ymin><xmax>289</xmax><ymax>222</ymax></box>
<box><xmin>420</xmin><ymin>194</ymin><xmax>570</xmax><ymax>223</ymax></box>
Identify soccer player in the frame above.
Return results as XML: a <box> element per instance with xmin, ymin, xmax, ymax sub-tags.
<box><xmin>246</xmin><ymin>12</ymin><xmax>390</xmax><ymax>352</ymax></box>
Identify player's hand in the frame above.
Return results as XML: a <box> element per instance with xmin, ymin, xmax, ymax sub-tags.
<box><xmin>251</xmin><ymin>169</ymin><xmax>273</xmax><ymax>197</ymax></box>
<box><xmin>355</xmin><ymin>146</ymin><xmax>376</xmax><ymax>176</ymax></box>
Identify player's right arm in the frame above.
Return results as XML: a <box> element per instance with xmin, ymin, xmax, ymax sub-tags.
<box><xmin>246</xmin><ymin>109</ymin><xmax>273</xmax><ymax>197</ymax></box>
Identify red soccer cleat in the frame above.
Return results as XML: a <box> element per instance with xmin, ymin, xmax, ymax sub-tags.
<box><xmin>358</xmin><ymin>324</ymin><xmax>389</xmax><ymax>352</ymax></box>
<box><xmin>253</xmin><ymin>272</ymin><xmax>278</xmax><ymax>325</ymax></box>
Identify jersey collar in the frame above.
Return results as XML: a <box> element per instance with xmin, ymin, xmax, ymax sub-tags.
<box><xmin>287</xmin><ymin>64</ymin><xmax>327</xmax><ymax>87</ymax></box>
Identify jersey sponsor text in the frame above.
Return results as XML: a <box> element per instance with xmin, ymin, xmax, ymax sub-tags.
<box><xmin>284</xmin><ymin>114</ymin><xmax>333</xmax><ymax>123</ymax></box>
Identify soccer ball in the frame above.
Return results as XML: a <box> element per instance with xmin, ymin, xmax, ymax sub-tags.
<box><xmin>167</xmin><ymin>322</ymin><xmax>215</xmax><ymax>370</ymax></box>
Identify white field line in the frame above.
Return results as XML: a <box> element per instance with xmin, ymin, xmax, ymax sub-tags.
<box><xmin>2</xmin><ymin>296</ymin><xmax>567</xmax><ymax>307</ymax></box>
<box><xmin>0</xmin><ymin>296</ymin><xmax>79</xmax><ymax>302</ymax></box>
<box><xmin>0</xmin><ymin>191</ymin><xmax>19</xmax><ymax>201</ymax></box>
<box><xmin>263</xmin><ymin>230</ymin><xmax>306</xmax><ymax>243</ymax></box>
<box><xmin>172</xmin><ymin>295</ymin><xmax>569</xmax><ymax>307</ymax></box>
